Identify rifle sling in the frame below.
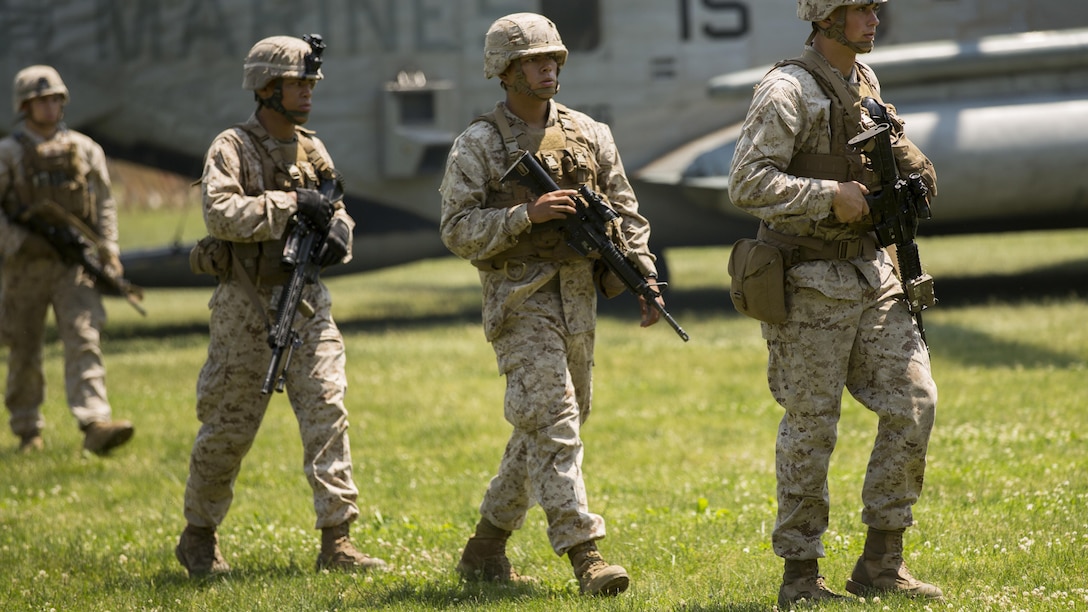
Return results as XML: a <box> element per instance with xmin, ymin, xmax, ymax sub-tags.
<box><xmin>229</xmin><ymin>243</ymin><xmax>272</xmax><ymax>330</ymax></box>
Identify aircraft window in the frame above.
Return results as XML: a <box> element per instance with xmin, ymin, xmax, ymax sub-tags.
<box><xmin>396</xmin><ymin>91</ymin><xmax>436</xmax><ymax>126</ymax></box>
<box><xmin>543</xmin><ymin>0</ymin><xmax>600</xmax><ymax>52</ymax></box>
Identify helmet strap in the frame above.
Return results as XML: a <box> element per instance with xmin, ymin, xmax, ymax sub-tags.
<box><xmin>815</xmin><ymin>9</ymin><xmax>874</xmax><ymax>54</ymax></box>
<box><xmin>256</xmin><ymin>81</ymin><xmax>309</xmax><ymax>125</ymax></box>
<box><xmin>503</xmin><ymin>61</ymin><xmax>559</xmax><ymax>101</ymax></box>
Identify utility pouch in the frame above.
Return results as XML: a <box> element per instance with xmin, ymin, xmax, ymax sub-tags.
<box><xmin>728</xmin><ymin>238</ymin><xmax>787</xmax><ymax>323</ymax></box>
<box><xmin>189</xmin><ymin>235</ymin><xmax>232</xmax><ymax>278</ymax></box>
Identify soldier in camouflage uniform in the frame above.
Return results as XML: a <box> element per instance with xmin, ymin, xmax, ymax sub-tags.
<box><xmin>175</xmin><ymin>35</ymin><xmax>386</xmax><ymax>578</ymax></box>
<box><xmin>440</xmin><ymin>13</ymin><xmax>666</xmax><ymax>597</ymax></box>
<box><xmin>728</xmin><ymin>0</ymin><xmax>943</xmax><ymax>606</ymax></box>
<box><xmin>0</xmin><ymin>65</ymin><xmax>134</xmax><ymax>455</ymax></box>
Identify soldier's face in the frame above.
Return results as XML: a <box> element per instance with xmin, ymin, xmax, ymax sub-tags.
<box><xmin>25</xmin><ymin>94</ymin><xmax>64</xmax><ymax>126</ymax></box>
<box><xmin>502</xmin><ymin>54</ymin><xmax>560</xmax><ymax>99</ymax></box>
<box><xmin>842</xmin><ymin>4</ymin><xmax>880</xmax><ymax>47</ymax></box>
<box><xmin>279</xmin><ymin>78</ymin><xmax>316</xmax><ymax>122</ymax></box>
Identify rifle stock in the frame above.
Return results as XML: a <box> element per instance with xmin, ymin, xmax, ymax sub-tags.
<box><xmin>848</xmin><ymin>98</ymin><xmax>935</xmax><ymax>345</ymax></box>
<box><xmin>501</xmin><ymin>151</ymin><xmax>689</xmax><ymax>342</ymax></box>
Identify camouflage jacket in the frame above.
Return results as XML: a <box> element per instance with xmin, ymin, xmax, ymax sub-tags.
<box><xmin>0</xmin><ymin>124</ymin><xmax>117</xmax><ymax>259</ymax></box>
<box><xmin>439</xmin><ymin>100</ymin><xmax>657</xmax><ymax>341</ymax></box>
<box><xmin>729</xmin><ymin>46</ymin><xmax>935</xmax><ymax>298</ymax></box>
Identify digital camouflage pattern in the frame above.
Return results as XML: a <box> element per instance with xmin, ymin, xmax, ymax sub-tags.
<box><xmin>11</xmin><ymin>64</ymin><xmax>69</xmax><ymax>114</ymax></box>
<box><xmin>728</xmin><ymin>49</ymin><xmax>938</xmax><ymax>560</ymax></box>
<box><xmin>440</xmin><ymin>101</ymin><xmax>655</xmax><ymax>342</ymax></box>
<box><xmin>439</xmin><ymin>100</ymin><xmax>655</xmax><ymax>555</ymax></box>
<box><xmin>483</xmin><ymin>12</ymin><xmax>568</xmax><ymax>79</ymax></box>
<box><xmin>182</xmin><ymin>113</ymin><xmax>360</xmax><ymax>531</ymax></box>
<box><xmin>797</xmin><ymin>0</ymin><xmax>888</xmax><ymax>22</ymax></box>
<box><xmin>486</xmin><ymin>289</ymin><xmax>602</xmax><ymax>554</ymax></box>
<box><xmin>0</xmin><ymin>125</ymin><xmax>118</xmax><ymax>438</ymax></box>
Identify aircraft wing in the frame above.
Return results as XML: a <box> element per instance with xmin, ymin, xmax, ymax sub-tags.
<box><xmin>634</xmin><ymin>28</ymin><xmax>1088</xmax><ymax>238</ymax></box>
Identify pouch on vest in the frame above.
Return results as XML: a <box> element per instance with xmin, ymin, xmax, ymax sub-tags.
<box><xmin>728</xmin><ymin>239</ymin><xmax>787</xmax><ymax>323</ymax></box>
<box><xmin>189</xmin><ymin>235</ymin><xmax>231</xmax><ymax>278</ymax></box>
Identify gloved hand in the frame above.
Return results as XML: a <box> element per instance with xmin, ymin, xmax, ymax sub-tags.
<box><xmin>295</xmin><ymin>188</ymin><xmax>334</xmax><ymax>231</ymax></box>
<box><xmin>319</xmin><ymin>218</ymin><xmax>351</xmax><ymax>267</ymax></box>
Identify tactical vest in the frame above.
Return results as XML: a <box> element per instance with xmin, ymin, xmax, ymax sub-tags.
<box><xmin>471</xmin><ymin>102</ymin><xmax>598</xmax><ymax>269</ymax></box>
<box><xmin>11</xmin><ymin>130</ymin><xmax>95</xmax><ymax>225</ymax></box>
<box><xmin>777</xmin><ymin>47</ymin><xmax>879</xmax><ymax>187</ymax></box>
<box><xmin>228</xmin><ymin>122</ymin><xmax>335</xmax><ymax>284</ymax></box>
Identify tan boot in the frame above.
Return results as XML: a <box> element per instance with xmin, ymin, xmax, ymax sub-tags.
<box><xmin>82</xmin><ymin>420</ymin><xmax>134</xmax><ymax>455</ymax></box>
<box><xmin>568</xmin><ymin>541</ymin><xmax>629</xmax><ymax>596</ymax></box>
<box><xmin>175</xmin><ymin>524</ymin><xmax>230</xmax><ymax>578</ymax></box>
<box><xmin>455</xmin><ymin>518</ymin><xmax>534</xmax><ymax>583</ymax></box>
<box><xmin>18</xmin><ymin>432</ymin><xmax>44</xmax><ymax>453</ymax></box>
<box><xmin>316</xmin><ymin>522</ymin><xmax>388</xmax><ymax>572</ymax></box>
<box><xmin>845</xmin><ymin>528</ymin><xmax>943</xmax><ymax>599</ymax></box>
<box><xmin>777</xmin><ymin>559</ymin><xmax>848</xmax><ymax>607</ymax></box>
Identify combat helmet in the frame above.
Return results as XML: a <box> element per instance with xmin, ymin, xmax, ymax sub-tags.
<box><xmin>243</xmin><ymin>34</ymin><xmax>325</xmax><ymax>91</ymax></box>
<box><xmin>12</xmin><ymin>65</ymin><xmax>69</xmax><ymax>114</ymax></box>
<box><xmin>484</xmin><ymin>13</ymin><xmax>567</xmax><ymax>79</ymax></box>
<box><xmin>797</xmin><ymin>0</ymin><xmax>887</xmax><ymax>22</ymax></box>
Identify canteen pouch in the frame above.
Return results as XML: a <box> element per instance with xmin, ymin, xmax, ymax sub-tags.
<box><xmin>728</xmin><ymin>239</ymin><xmax>787</xmax><ymax>323</ymax></box>
<box><xmin>189</xmin><ymin>235</ymin><xmax>232</xmax><ymax>278</ymax></box>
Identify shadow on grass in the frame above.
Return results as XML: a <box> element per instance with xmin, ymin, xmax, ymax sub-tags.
<box><xmin>148</xmin><ymin>563</ymin><xmax>555</xmax><ymax>608</ymax></box>
<box><xmin>676</xmin><ymin>602</ymin><xmax>772</xmax><ymax>612</ymax></box>
<box><xmin>91</xmin><ymin>258</ymin><xmax>1086</xmax><ymax>369</ymax></box>
<box><xmin>148</xmin><ymin>561</ymin><xmax>311</xmax><ymax>588</ymax></box>
<box><xmin>346</xmin><ymin>579</ymin><xmax>556</xmax><ymax>609</ymax></box>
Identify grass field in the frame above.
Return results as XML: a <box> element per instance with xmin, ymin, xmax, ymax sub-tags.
<box><xmin>1</xmin><ymin>224</ymin><xmax>1086</xmax><ymax>611</ymax></box>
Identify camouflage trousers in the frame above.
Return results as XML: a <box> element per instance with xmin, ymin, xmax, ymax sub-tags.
<box><xmin>481</xmin><ymin>289</ymin><xmax>605</xmax><ymax>556</ymax></box>
<box><xmin>182</xmin><ymin>280</ymin><xmax>360</xmax><ymax>530</ymax></box>
<box><xmin>764</xmin><ymin>273</ymin><xmax>937</xmax><ymax>560</ymax></box>
<box><xmin>1</xmin><ymin>249</ymin><xmax>111</xmax><ymax>438</ymax></box>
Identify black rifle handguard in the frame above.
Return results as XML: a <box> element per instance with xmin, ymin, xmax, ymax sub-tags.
<box><xmin>501</xmin><ymin>151</ymin><xmax>689</xmax><ymax>342</ymax></box>
<box><xmin>848</xmin><ymin>98</ymin><xmax>935</xmax><ymax>345</ymax></box>
<box><xmin>261</xmin><ymin>177</ymin><xmax>341</xmax><ymax>395</ymax></box>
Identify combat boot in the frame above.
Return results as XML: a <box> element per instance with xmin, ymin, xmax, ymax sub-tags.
<box><xmin>18</xmin><ymin>432</ymin><xmax>44</xmax><ymax>453</ymax></box>
<box><xmin>175</xmin><ymin>524</ymin><xmax>230</xmax><ymax>578</ymax></box>
<box><xmin>82</xmin><ymin>420</ymin><xmax>134</xmax><ymax>455</ymax></box>
<box><xmin>845</xmin><ymin>527</ymin><xmax>943</xmax><ymax>599</ymax></box>
<box><xmin>316</xmin><ymin>522</ymin><xmax>388</xmax><ymax>572</ymax></box>
<box><xmin>567</xmin><ymin>541</ymin><xmax>629</xmax><ymax>596</ymax></box>
<box><xmin>778</xmin><ymin>559</ymin><xmax>847</xmax><ymax>607</ymax></box>
<box><xmin>456</xmin><ymin>518</ymin><xmax>534</xmax><ymax>583</ymax></box>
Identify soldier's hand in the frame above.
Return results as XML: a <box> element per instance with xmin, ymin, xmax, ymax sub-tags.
<box><xmin>526</xmin><ymin>189</ymin><xmax>577</xmax><ymax>223</ymax></box>
<box><xmin>635</xmin><ymin>280</ymin><xmax>661</xmax><ymax>328</ymax></box>
<box><xmin>832</xmin><ymin>181</ymin><xmax>870</xmax><ymax>224</ymax></box>
<box><xmin>100</xmin><ymin>246</ymin><xmax>123</xmax><ymax>279</ymax></box>
<box><xmin>319</xmin><ymin>219</ymin><xmax>351</xmax><ymax>267</ymax></box>
<box><xmin>295</xmin><ymin>188</ymin><xmax>335</xmax><ymax>230</ymax></box>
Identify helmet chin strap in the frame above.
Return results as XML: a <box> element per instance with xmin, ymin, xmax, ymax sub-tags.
<box><xmin>816</xmin><ymin>11</ymin><xmax>874</xmax><ymax>54</ymax></box>
<box><xmin>258</xmin><ymin>82</ymin><xmax>310</xmax><ymax>125</ymax></box>
<box><xmin>506</xmin><ymin>68</ymin><xmax>559</xmax><ymax>100</ymax></box>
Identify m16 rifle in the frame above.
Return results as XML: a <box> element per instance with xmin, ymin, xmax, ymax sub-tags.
<box><xmin>501</xmin><ymin>151</ymin><xmax>689</xmax><ymax>342</ymax></box>
<box><xmin>261</xmin><ymin>177</ymin><xmax>342</xmax><ymax>395</ymax></box>
<box><xmin>848</xmin><ymin>97</ymin><xmax>935</xmax><ymax>345</ymax></box>
<box><xmin>7</xmin><ymin>200</ymin><xmax>145</xmax><ymax>315</ymax></box>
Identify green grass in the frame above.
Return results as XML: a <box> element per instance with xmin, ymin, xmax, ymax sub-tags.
<box><xmin>1</xmin><ymin>227</ymin><xmax>1086</xmax><ymax>611</ymax></box>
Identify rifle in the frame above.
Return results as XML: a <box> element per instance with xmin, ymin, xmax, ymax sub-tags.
<box><xmin>501</xmin><ymin>151</ymin><xmax>689</xmax><ymax>342</ymax></box>
<box><xmin>848</xmin><ymin>97</ymin><xmax>935</xmax><ymax>345</ymax></box>
<box><xmin>7</xmin><ymin>201</ymin><xmax>146</xmax><ymax>315</ymax></box>
<box><xmin>261</xmin><ymin>178</ymin><xmax>342</xmax><ymax>395</ymax></box>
